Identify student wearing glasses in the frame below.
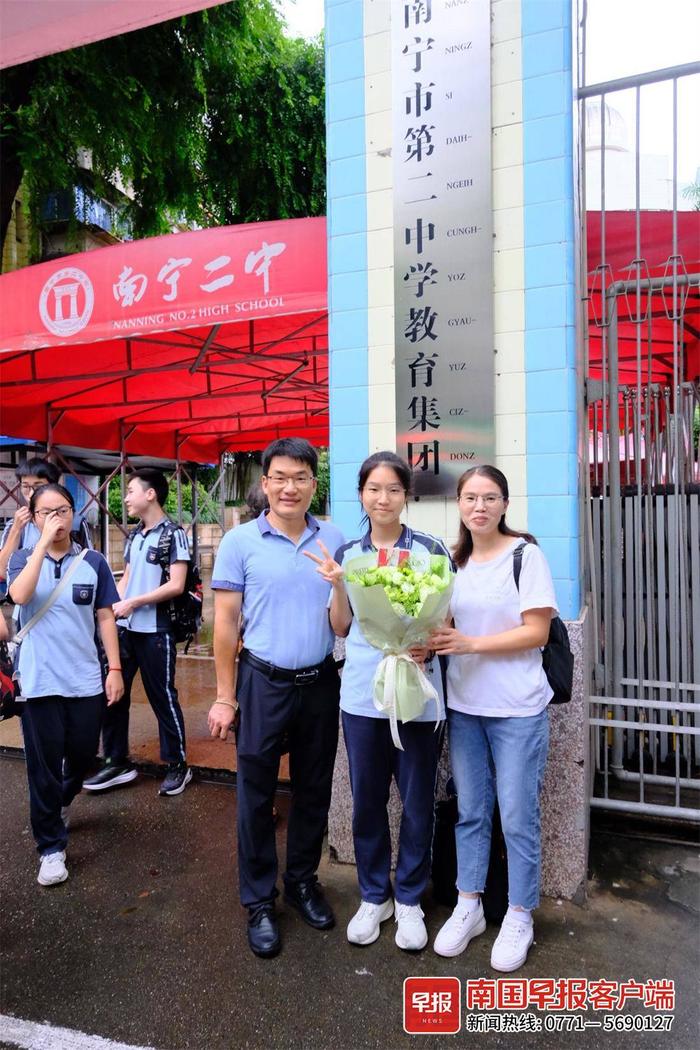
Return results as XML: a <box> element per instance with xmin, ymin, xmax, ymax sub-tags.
<box><xmin>8</xmin><ymin>484</ymin><xmax>123</xmax><ymax>888</ymax></box>
<box><xmin>0</xmin><ymin>459</ymin><xmax>92</xmax><ymax>589</ymax></box>
<box><xmin>207</xmin><ymin>438</ymin><xmax>344</xmax><ymax>959</ymax></box>
<box><xmin>429</xmin><ymin>466</ymin><xmax>557</xmax><ymax>972</ymax></box>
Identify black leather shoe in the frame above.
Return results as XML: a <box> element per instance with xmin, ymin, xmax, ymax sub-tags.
<box><xmin>247</xmin><ymin>905</ymin><xmax>281</xmax><ymax>958</ymax></box>
<box><xmin>284</xmin><ymin>879</ymin><xmax>335</xmax><ymax>930</ymax></box>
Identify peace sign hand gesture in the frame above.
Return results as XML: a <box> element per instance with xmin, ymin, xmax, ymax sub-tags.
<box><xmin>303</xmin><ymin>540</ymin><xmax>345</xmax><ymax>587</ymax></box>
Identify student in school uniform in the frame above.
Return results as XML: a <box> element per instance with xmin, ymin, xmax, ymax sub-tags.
<box><xmin>8</xmin><ymin>483</ymin><xmax>123</xmax><ymax>887</ymax></box>
<box><xmin>0</xmin><ymin>458</ymin><xmax>92</xmax><ymax>589</ymax></box>
<box><xmin>83</xmin><ymin>469</ymin><xmax>192</xmax><ymax>797</ymax></box>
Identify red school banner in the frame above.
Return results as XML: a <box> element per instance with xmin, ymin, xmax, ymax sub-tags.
<box><xmin>0</xmin><ymin>216</ymin><xmax>327</xmax><ymax>353</ymax></box>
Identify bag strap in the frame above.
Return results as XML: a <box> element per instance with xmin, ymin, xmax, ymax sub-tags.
<box><xmin>15</xmin><ymin>548</ymin><xmax>89</xmax><ymax>643</ymax></box>
<box><xmin>156</xmin><ymin>521</ymin><xmax>177</xmax><ymax>577</ymax></box>
<box><xmin>512</xmin><ymin>542</ymin><xmax>530</xmax><ymax>592</ymax></box>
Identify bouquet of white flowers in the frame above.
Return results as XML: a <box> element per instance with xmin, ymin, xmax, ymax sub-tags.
<box><xmin>344</xmin><ymin>549</ymin><xmax>454</xmax><ymax>748</ymax></box>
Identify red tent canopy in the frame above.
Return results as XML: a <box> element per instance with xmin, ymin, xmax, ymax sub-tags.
<box><xmin>0</xmin><ymin>0</ymin><xmax>226</xmax><ymax>69</ymax></box>
<box><xmin>586</xmin><ymin>210</ymin><xmax>700</xmax><ymax>386</ymax></box>
<box><xmin>0</xmin><ymin>217</ymin><xmax>328</xmax><ymax>462</ymax></box>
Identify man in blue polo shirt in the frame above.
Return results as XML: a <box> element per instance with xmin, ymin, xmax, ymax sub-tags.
<box><xmin>207</xmin><ymin>438</ymin><xmax>344</xmax><ymax>958</ymax></box>
<box><xmin>83</xmin><ymin>469</ymin><xmax>192</xmax><ymax>797</ymax></box>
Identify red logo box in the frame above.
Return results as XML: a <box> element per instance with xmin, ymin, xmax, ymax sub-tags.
<box><xmin>404</xmin><ymin>977</ymin><xmax>461</xmax><ymax>1035</ymax></box>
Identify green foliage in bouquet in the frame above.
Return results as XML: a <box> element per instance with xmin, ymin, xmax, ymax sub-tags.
<box><xmin>345</xmin><ymin>557</ymin><xmax>451</xmax><ymax>618</ymax></box>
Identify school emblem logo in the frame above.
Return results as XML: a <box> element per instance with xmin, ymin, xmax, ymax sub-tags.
<box><xmin>78</xmin><ymin>588</ymin><xmax>90</xmax><ymax>601</ymax></box>
<box><xmin>39</xmin><ymin>267</ymin><xmax>94</xmax><ymax>337</ymax></box>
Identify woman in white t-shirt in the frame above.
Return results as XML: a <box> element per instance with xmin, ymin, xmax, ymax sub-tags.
<box><xmin>429</xmin><ymin>465</ymin><xmax>557</xmax><ymax>972</ymax></box>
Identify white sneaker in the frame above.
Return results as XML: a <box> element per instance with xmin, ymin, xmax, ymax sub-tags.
<box><xmin>395</xmin><ymin>902</ymin><xmax>428</xmax><ymax>951</ymax></box>
<box><xmin>490</xmin><ymin>913</ymin><xmax>534</xmax><ymax>972</ymax></box>
<box><xmin>37</xmin><ymin>851</ymin><xmax>68</xmax><ymax>887</ymax></box>
<box><xmin>433</xmin><ymin>898</ymin><xmax>486</xmax><ymax>957</ymax></box>
<box><xmin>347</xmin><ymin>899</ymin><xmax>394</xmax><ymax>945</ymax></box>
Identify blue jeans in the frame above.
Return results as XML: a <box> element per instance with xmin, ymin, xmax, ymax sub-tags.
<box><xmin>447</xmin><ymin>708</ymin><xmax>549</xmax><ymax>911</ymax></box>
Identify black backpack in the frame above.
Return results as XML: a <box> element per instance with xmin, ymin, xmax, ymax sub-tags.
<box><xmin>512</xmin><ymin>543</ymin><xmax>573</xmax><ymax>705</ymax></box>
<box><xmin>153</xmin><ymin>522</ymin><xmax>203</xmax><ymax>649</ymax></box>
<box><xmin>120</xmin><ymin>519</ymin><xmax>202</xmax><ymax>651</ymax></box>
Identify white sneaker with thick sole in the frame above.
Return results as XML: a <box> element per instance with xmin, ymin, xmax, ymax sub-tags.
<box><xmin>37</xmin><ymin>851</ymin><xmax>68</xmax><ymax>887</ymax></box>
<box><xmin>347</xmin><ymin>899</ymin><xmax>394</xmax><ymax>945</ymax></box>
<box><xmin>433</xmin><ymin>898</ymin><xmax>486</xmax><ymax>957</ymax></box>
<box><xmin>394</xmin><ymin>902</ymin><xmax>428</xmax><ymax>951</ymax></box>
<box><xmin>490</xmin><ymin>913</ymin><xmax>534</xmax><ymax>972</ymax></box>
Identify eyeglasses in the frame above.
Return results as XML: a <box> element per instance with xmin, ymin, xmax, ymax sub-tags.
<box><xmin>458</xmin><ymin>494</ymin><xmax>505</xmax><ymax>507</ymax></box>
<box><xmin>35</xmin><ymin>506</ymin><xmax>73</xmax><ymax>519</ymax></box>
<box><xmin>20</xmin><ymin>482</ymin><xmax>46</xmax><ymax>495</ymax></box>
<box><xmin>264</xmin><ymin>473</ymin><xmax>315</xmax><ymax>487</ymax></box>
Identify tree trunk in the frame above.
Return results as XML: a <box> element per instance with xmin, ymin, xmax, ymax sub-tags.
<box><xmin>0</xmin><ymin>151</ymin><xmax>24</xmax><ymax>261</ymax></box>
<box><xmin>1</xmin><ymin>62</ymin><xmax>36</xmax><ymax>263</ymax></box>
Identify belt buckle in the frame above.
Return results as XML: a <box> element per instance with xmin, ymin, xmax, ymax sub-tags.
<box><xmin>294</xmin><ymin>667</ymin><xmax>319</xmax><ymax>685</ymax></box>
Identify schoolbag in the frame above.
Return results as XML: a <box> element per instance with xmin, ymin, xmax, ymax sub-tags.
<box><xmin>122</xmin><ymin>521</ymin><xmax>200</xmax><ymax>653</ymax></box>
<box><xmin>152</xmin><ymin>522</ymin><xmax>203</xmax><ymax>649</ymax></box>
<box><xmin>512</xmin><ymin>543</ymin><xmax>573</xmax><ymax>705</ymax></box>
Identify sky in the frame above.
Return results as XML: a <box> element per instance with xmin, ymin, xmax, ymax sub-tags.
<box><xmin>278</xmin><ymin>0</ymin><xmax>323</xmax><ymax>39</ymax></box>
<box><xmin>278</xmin><ymin>0</ymin><xmax>699</xmax><ymax>190</ymax></box>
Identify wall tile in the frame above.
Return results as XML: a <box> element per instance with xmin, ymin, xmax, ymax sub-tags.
<box><xmin>331</xmin><ymin>270</ymin><xmax>368</xmax><ymax>312</ymax></box>
<box><xmin>493</xmin><ymin>164</ymin><xmax>525</xmax><ymax>210</ymax></box>
<box><xmin>328</xmin><ymin>38</ymin><xmax>365</xmax><ymax>85</ymax></box>
<box><xmin>523</xmin><ymin>72</ymin><xmax>570</xmax><ymax>121</ymax></box>
<box><xmin>329</xmin><ymin>231</ymin><xmax>367</xmax><ymax>274</ymax></box>
<box><xmin>331</xmin><ymin>386</ymin><xmax>369</xmax><ymax>427</ymax></box>
<box><xmin>493</xmin><ymin>122</ymin><xmax>524</xmax><ymax>169</ymax></box>
<box><xmin>366</xmin><ymin>188</ymin><xmax>393</xmax><ymax>230</ymax></box>
<box><xmin>522</xmin><ymin>28</ymin><xmax>569</xmax><ymax>78</ymax></box>
<box><xmin>329</xmin><ymin>195</ymin><xmax>367</xmax><ymax>236</ymax></box>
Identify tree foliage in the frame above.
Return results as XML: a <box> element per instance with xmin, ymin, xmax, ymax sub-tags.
<box><xmin>0</xmin><ymin>2</ymin><xmax>325</xmax><ymax>257</ymax></box>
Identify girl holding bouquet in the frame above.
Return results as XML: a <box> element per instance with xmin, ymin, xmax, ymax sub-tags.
<box><xmin>429</xmin><ymin>466</ymin><xmax>557</xmax><ymax>971</ymax></box>
<box><xmin>305</xmin><ymin>451</ymin><xmax>450</xmax><ymax>952</ymax></box>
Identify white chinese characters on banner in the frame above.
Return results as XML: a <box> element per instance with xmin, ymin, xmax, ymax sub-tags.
<box><xmin>157</xmin><ymin>257</ymin><xmax>193</xmax><ymax>302</ymax></box>
<box><xmin>244</xmin><ymin>241</ymin><xmax>286</xmax><ymax>295</ymax></box>
<box><xmin>37</xmin><ymin>239</ymin><xmax>291</xmax><ymax>337</ymax></box>
<box><xmin>112</xmin><ymin>266</ymin><xmax>147</xmax><ymax>307</ymax></box>
<box><xmin>200</xmin><ymin>255</ymin><xmax>235</xmax><ymax>293</ymax></box>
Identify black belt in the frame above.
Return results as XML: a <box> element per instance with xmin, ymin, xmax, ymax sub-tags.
<box><xmin>240</xmin><ymin>649</ymin><xmax>336</xmax><ymax>685</ymax></box>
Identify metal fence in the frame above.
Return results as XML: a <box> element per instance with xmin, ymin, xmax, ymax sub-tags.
<box><xmin>579</xmin><ymin>62</ymin><xmax>700</xmax><ymax>822</ymax></box>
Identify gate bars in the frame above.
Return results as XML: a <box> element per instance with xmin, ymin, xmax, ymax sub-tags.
<box><xmin>579</xmin><ymin>60</ymin><xmax>700</xmax><ymax>821</ymax></box>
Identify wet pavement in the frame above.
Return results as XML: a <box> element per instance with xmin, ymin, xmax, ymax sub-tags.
<box><xmin>0</xmin><ymin>755</ymin><xmax>698</xmax><ymax>1050</ymax></box>
<box><xmin>0</xmin><ymin>651</ymin><xmax>291</xmax><ymax>782</ymax></box>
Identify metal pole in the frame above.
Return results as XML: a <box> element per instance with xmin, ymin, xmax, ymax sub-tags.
<box><xmin>607</xmin><ymin>293</ymin><xmax>624</xmax><ymax>772</ymax></box>
<box><xmin>191</xmin><ymin>464</ymin><xmax>199</xmax><ymax>563</ymax></box>
<box><xmin>577</xmin><ymin>60</ymin><xmax>700</xmax><ymax>98</ymax></box>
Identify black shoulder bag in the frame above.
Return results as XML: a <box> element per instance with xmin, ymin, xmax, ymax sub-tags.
<box><xmin>512</xmin><ymin>544</ymin><xmax>574</xmax><ymax>705</ymax></box>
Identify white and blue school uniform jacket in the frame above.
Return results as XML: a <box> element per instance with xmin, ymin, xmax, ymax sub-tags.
<box><xmin>8</xmin><ymin>545</ymin><xmax>119</xmax><ymax>699</ymax></box>
<box><xmin>212</xmin><ymin>511</ymin><xmax>345</xmax><ymax>670</ymax></box>
<box><xmin>118</xmin><ymin>518</ymin><xmax>190</xmax><ymax>633</ymax></box>
<box><xmin>335</xmin><ymin>525</ymin><xmax>450</xmax><ymax>721</ymax></box>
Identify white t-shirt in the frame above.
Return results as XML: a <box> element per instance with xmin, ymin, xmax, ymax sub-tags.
<box><xmin>446</xmin><ymin>540</ymin><xmax>558</xmax><ymax>718</ymax></box>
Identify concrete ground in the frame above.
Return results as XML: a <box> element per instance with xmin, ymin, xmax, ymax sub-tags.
<box><xmin>0</xmin><ymin>754</ymin><xmax>698</xmax><ymax>1050</ymax></box>
<box><xmin>0</xmin><ymin>653</ymin><xmax>291</xmax><ymax>782</ymax></box>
